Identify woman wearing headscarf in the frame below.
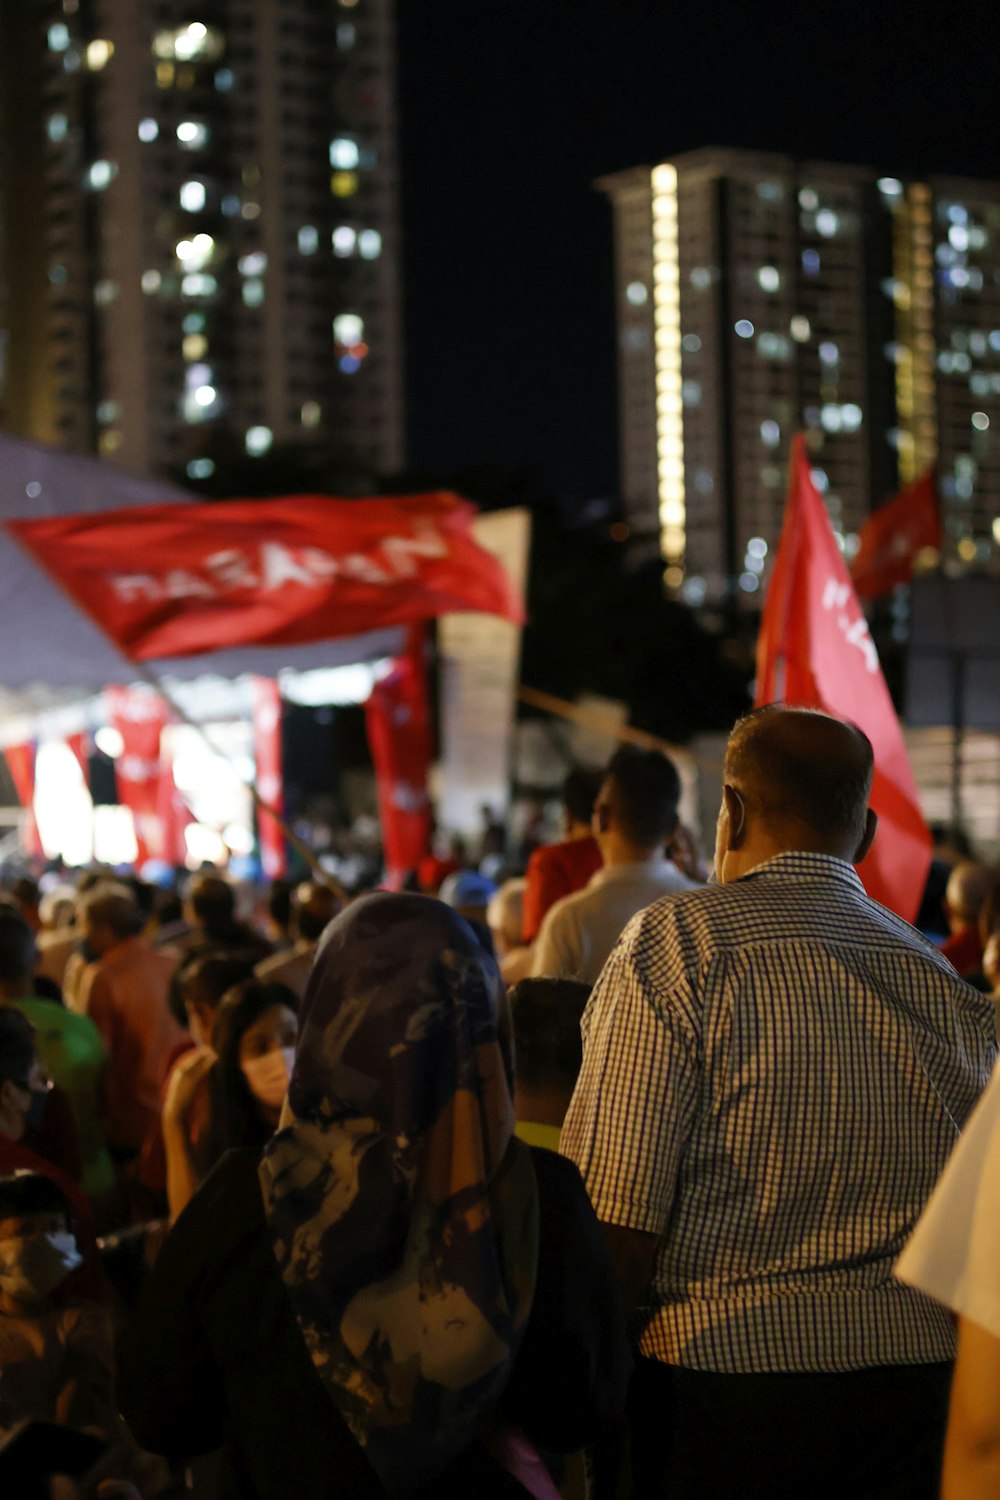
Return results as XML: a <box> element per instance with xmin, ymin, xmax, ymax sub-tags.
<box><xmin>118</xmin><ymin>894</ymin><xmax>630</xmax><ymax>1498</ymax></box>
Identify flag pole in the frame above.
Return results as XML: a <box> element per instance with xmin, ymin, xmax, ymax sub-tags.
<box><xmin>127</xmin><ymin>661</ymin><xmax>330</xmax><ymax>884</ymax></box>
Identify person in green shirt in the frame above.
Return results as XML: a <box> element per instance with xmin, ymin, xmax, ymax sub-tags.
<box><xmin>0</xmin><ymin>908</ymin><xmax>114</xmax><ymax>1197</ymax></box>
<box><xmin>509</xmin><ymin>977</ymin><xmax>591</xmax><ymax>1154</ymax></box>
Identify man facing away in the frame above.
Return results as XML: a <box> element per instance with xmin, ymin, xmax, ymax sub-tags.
<box><xmin>531</xmin><ymin>746</ymin><xmax>697</xmax><ymax>986</ymax></box>
<box><xmin>562</xmin><ymin>706</ymin><xmax>996</xmax><ymax>1500</ymax></box>
<box><xmin>521</xmin><ymin>768</ymin><xmax>605</xmax><ymax>945</ymax></box>
<box><xmin>254</xmin><ymin>881</ymin><xmax>342</xmax><ymax>1001</ymax></box>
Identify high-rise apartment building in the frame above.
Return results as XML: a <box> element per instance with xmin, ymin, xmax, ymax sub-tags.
<box><xmin>0</xmin><ymin>0</ymin><xmax>404</xmax><ymax>482</ymax></box>
<box><xmin>601</xmin><ymin>148</ymin><xmax>1000</xmax><ymax>609</ymax></box>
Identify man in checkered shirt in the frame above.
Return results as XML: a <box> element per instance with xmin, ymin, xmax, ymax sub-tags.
<box><xmin>561</xmin><ymin>706</ymin><xmax>995</xmax><ymax>1499</ymax></box>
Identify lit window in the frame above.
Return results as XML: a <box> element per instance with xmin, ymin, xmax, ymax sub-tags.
<box><xmin>242</xmin><ymin>278</ymin><xmax>264</xmax><ymax>307</ymax></box>
<box><xmin>681</xmin><ymin>380</ymin><xmax>701</xmax><ymax>407</ymax></box>
<box><xmin>820</xmin><ymin>404</ymin><xmax>842</xmax><ymax>433</ymax></box>
<box><xmin>214</xmin><ymin>68</ymin><xmax>235</xmax><ymax>92</ymax></box>
<box><xmin>47</xmin><ymin>114</ymin><xmax>69</xmax><ymax>143</ymax></box>
<box><xmin>96</xmin><ymin>400</ymin><xmax>120</xmax><ymax>424</ymax></box>
<box><xmin>747</xmin><ymin>537</ymin><xmax>768</xmax><ymax>559</ymax></box>
<box><xmin>339</xmin><ymin>355</ymin><xmax>362</xmax><ymax>375</ymax></box>
<box><xmin>760</xmin><ymin>420</ymin><xmax>780</xmax><ymax>447</ymax></box>
<box><xmin>358</xmin><ymin>229</ymin><xmax>382</xmax><ymax>260</ymax></box>
<box><xmin>298</xmin><ymin>225</ymin><xmax>319</xmax><ymax>255</ymax></box>
<box><xmin>690</xmin><ymin>267</ymin><xmax>712</xmax><ymax>290</ymax></box>
<box><xmin>739</xmin><ymin>572</ymin><xmax>760</xmax><ymax>593</ymax></box>
<box><xmin>798</xmin><ymin>187</ymin><xmax>818</xmax><ymax>210</ymax></box>
<box><xmin>93</xmin><ymin>279</ymin><xmax>118</xmax><ymax>305</ymax></box>
<box><xmin>182</xmin><ymin>313</ymin><xmax>205</xmax><ymax>334</ymax></box>
<box><xmin>181</xmin><ymin>273</ymin><xmax>218</xmax><ymax>297</ymax></box>
<box><xmin>220</xmin><ymin>194</ymin><xmax>240</xmax><ymax>217</ymax></box>
<box><xmin>153</xmin><ymin>23</ymin><xmax>223</xmax><ymax>62</ymax></box>
<box><xmin>972</xmin><ymin>411</ymin><xmax>990</xmax><ymax>431</ymax></box>
<box><xmin>757</xmin><ymin>265</ymin><xmax>780</xmax><ymax>293</ymax></box>
<box><xmin>176</xmin><ymin>121</ymin><xmax>209</xmax><ymax>148</ymax></box>
<box><xmin>626</xmin><ymin>281</ymin><xmax>648</xmax><ymax>306</ymax></box>
<box><xmin>245</xmin><ymin>426</ymin><xmax>273</xmax><ymax>456</ymax></box>
<box><xmin>138</xmin><ymin>117</ymin><xmax>159</xmax><ymax>142</ymax></box>
<box><xmin>141</xmin><ymin>269</ymin><xmax>161</xmax><ymax>293</ymax></box>
<box><xmin>99</xmin><ymin>430</ymin><xmax>122</xmax><ymax>455</ymax></box>
<box><xmin>947</xmin><ymin>204</ymin><xmax>968</xmax><ymax>226</ymax></box>
<box><xmin>87</xmin><ymin>160</ymin><xmax>117</xmax><ymax>190</ymax></box>
<box><xmin>802</xmin><ymin>249</ymin><xmax>821</xmax><ymax>276</ymax></box>
<box><xmin>818</xmin><ymin>341</ymin><xmax>839</xmax><ymax>365</ymax></box>
<box><xmin>156</xmin><ymin>62</ymin><xmax>175</xmax><ymax>88</ymax></box>
<box><xmin>734</xmin><ymin>319</ymin><xmax>754</xmax><ymax>339</ymax></box>
<box><xmin>238</xmin><ymin>251</ymin><xmax>267</xmax><ymax>276</ymax></box>
<box><xmin>337</xmin><ymin>22</ymin><xmax>357</xmax><ymax>48</ymax></box>
<box><xmin>332</xmin><ymin>226</ymin><xmax>357</xmax><ymax>257</ymax></box>
<box><xmin>183</xmin><ymin>333</ymin><xmax>208</xmax><ymax>360</ymax></box>
<box><xmin>301</xmin><ymin>401</ymin><xmax>321</xmax><ymax>428</ymax></box>
<box><xmin>241</xmin><ymin>202</ymin><xmax>261</xmax><ymax>220</ymax></box>
<box><xmin>185</xmin><ymin>362</ymin><xmax>212</xmax><ymax>388</ymax></box>
<box><xmin>949</xmin><ymin>224</ymin><xmax>970</xmax><ymax>252</ymax></box>
<box><xmin>176</xmin><ymin>233</ymin><xmax>214</xmax><ymax>268</ymax></box>
<box><xmin>86</xmin><ymin>38</ymin><xmax>113</xmax><ymax>69</ymax></box>
<box><xmin>193</xmin><ymin>384</ymin><xmax>217</xmax><ymax>408</ymax></box>
<box><xmin>333</xmin><ymin>313</ymin><xmax>364</xmax><ymax>346</ymax></box>
<box><xmin>49</xmin><ymin>265</ymin><xmax>68</xmax><ymax>286</ymax></box>
<box><xmin>877</xmin><ymin>177</ymin><xmax>903</xmax><ymax>198</ymax></box>
<box><xmin>48</xmin><ymin>23</ymin><xmax>71</xmax><ymax>51</ymax></box>
<box><xmin>330</xmin><ymin>137</ymin><xmax>360</xmax><ymax>169</ymax></box>
<box><xmin>187</xmin><ymin>458</ymin><xmax>215</xmax><ymax>479</ymax></box>
<box><xmin>681</xmin><ymin>334</ymin><xmax>701</xmax><ymax>353</ymax></box>
<box><xmin>180</xmin><ymin>180</ymin><xmax>207</xmax><ymax>212</ymax></box>
<box><xmin>840</xmin><ymin>404</ymin><xmax>863</xmax><ymax>432</ymax></box>
<box><xmin>331</xmin><ymin>171</ymin><xmax>359</xmax><ymax>198</ymax></box>
<box><xmin>815</xmin><ymin>209</ymin><xmax>839</xmax><ymax>238</ymax></box>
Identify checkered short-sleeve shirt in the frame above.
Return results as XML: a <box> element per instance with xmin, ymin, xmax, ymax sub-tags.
<box><xmin>560</xmin><ymin>852</ymin><xmax>996</xmax><ymax>1374</ymax></box>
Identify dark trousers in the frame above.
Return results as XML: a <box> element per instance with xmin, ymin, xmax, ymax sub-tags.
<box><xmin>626</xmin><ymin>1357</ymin><xmax>953</xmax><ymax>1500</ymax></box>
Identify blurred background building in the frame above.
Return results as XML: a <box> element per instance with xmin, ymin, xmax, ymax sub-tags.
<box><xmin>0</xmin><ymin>0</ymin><xmax>404</xmax><ymax>483</ymax></box>
<box><xmin>602</xmin><ymin>148</ymin><xmax>1000</xmax><ymax>611</ymax></box>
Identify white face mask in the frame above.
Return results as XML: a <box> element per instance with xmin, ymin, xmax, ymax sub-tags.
<box><xmin>241</xmin><ymin>1046</ymin><xmax>295</xmax><ymax>1110</ymax></box>
<box><xmin>0</xmin><ymin>1230</ymin><xmax>82</xmax><ymax>1302</ymax></box>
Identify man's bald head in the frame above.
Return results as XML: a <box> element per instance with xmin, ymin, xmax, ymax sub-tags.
<box><xmin>725</xmin><ymin>707</ymin><xmax>875</xmax><ymax>851</ymax></box>
<box><xmin>945</xmin><ymin>861</ymin><xmax>995</xmax><ymax>927</ymax></box>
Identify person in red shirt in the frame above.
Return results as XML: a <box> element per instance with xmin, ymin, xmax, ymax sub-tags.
<box><xmin>941</xmin><ymin>861</ymin><xmax>996</xmax><ymax>977</ymax></box>
<box><xmin>521</xmin><ymin>768</ymin><xmax>604</xmax><ymax>945</ymax></box>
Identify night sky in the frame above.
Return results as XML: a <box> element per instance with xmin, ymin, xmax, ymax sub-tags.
<box><xmin>396</xmin><ymin>0</ymin><xmax>1000</xmax><ymax>502</ymax></box>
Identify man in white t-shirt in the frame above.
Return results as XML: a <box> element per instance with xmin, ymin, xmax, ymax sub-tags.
<box><xmin>531</xmin><ymin>746</ymin><xmax>697</xmax><ymax>985</ymax></box>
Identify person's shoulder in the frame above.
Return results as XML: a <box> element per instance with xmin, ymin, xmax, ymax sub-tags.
<box><xmin>529</xmin><ymin>1144</ymin><xmax>592</xmax><ymax>1215</ymax></box>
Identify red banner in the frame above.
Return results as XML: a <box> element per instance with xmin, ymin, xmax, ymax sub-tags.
<box><xmin>756</xmin><ymin>435</ymin><xmax>931</xmax><ymax>922</ymax></box>
<box><xmin>366</xmin><ymin>626</ymin><xmax>433</xmax><ymax>888</ymax></box>
<box><xmin>850</xmin><ymin>471</ymin><xmax>941</xmax><ymax>600</ymax></box>
<box><xmin>4</xmin><ymin>743</ymin><xmax>43</xmax><ymax>859</ymax></box>
<box><xmin>106</xmin><ymin>686</ymin><xmax>169</xmax><ymax>867</ymax></box>
<box><xmin>252</xmin><ymin>678</ymin><xmax>286</xmax><ymax>880</ymax></box>
<box><xmin>7</xmin><ymin>493</ymin><xmax>524</xmax><ymax>662</ymax></box>
<box><xmin>65</xmin><ymin>732</ymin><xmax>90</xmax><ymax>784</ymax></box>
<box><xmin>157</xmin><ymin>748</ymin><xmax>193</xmax><ymax>869</ymax></box>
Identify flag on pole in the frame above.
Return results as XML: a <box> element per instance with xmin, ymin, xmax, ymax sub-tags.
<box><xmin>366</xmin><ymin>625</ymin><xmax>433</xmax><ymax>889</ymax></box>
<box><xmin>7</xmin><ymin>493</ymin><xmax>524</xmax><ymax>662</ymax></box>
<box><xmin>849</xmin><ymin>471</ymin><xmax>941</xmax><ymax>600</ymax></box>
<box><xmin>252</xmin><ymin>679</ymin><xmax>287</xmax><ymax>880</ymax></box>
<box><xmin>3</xmin><ymin>743</ymin><xmax>43</xmax><ymax>860</ymax></box>
<box><xmin>755</xmin><ymin>435</ymin><xmax>931</xmax><ymax>922</ymax></box>
<box><xmin>106</xmin><ymin>686</ymin><xmax>169</xmax><ymax>867</ymax></box>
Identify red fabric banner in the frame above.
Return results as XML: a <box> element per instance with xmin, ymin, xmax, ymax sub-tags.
<box><xmin>4</xmin><ymin>743</ymin><xmax>43</xmax><ymax>859</ymax></box>
<box><xmin>106</xmin><ymin>686</ymin><xmax>169</xmax><ymax>867</ymax></box>
<box><xmin>156</xmin><ymin>749</ymin><xmax>193</xmax><ymax>869</ymax></box>
<box><xmin>252</xmin><ymin>678</ymin><xmax>286</xmax><ymax>880</ymax></box>
<box><xmin>365</xmin><ymin>625</ymin><xmax>433</xmax><ymax>889</ymax></box>
<box><xmin>849</xmin><ymin>471</ymin><xmax>941</xmax><ymax>600</ymax></box>
<box><xmin>755</xmin><ymin>435</ymin><xmax>931</xmax><ymax>922</ymax></box>
<box><xmin>65</xmin><ymin>732</ymin><xmax>90</xmax><ymax>784</ymax></box>
<box><xmin>7</xmin><ymin>493</ymin><xmax>524</xmax><ymax>662</ymax></box>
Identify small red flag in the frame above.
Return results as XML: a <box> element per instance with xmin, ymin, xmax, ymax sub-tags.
<box><xmin>252</xmin><ymin>678</ymin><xmax>286</xmax><ymax>880</ymax></box>
<box><xmin>366</xmin><ymin>624</ymin><xmax>433</xmax><ymax>889</ymax></box>
<box><xmin>849</xmin><ymin>471</ymin><xmax>941</xmax><ymax>600</ymax></box>
<box><xmin>4</xmin><ymin>743</ymin><xmax>43</xmax><ymax>860</ymax></box>
<box><xmin>6</xmin><ymin>493</ymin><xmax>524</xmax><ymax>662</ymax></box>
<box><xmin>756</xmin><ymin>435</ymin><xmax>931</xmax><ymax>923</ymax></box>
<box><xmin>106</xmin><ymin>686</ymin><xmax>169</xmax><ymax>867</ymax></box>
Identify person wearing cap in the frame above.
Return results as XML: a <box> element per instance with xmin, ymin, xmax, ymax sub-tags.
<box><xmin>438</xmin><ymin>870</ymin><xmax>499</xmax><ymax>940</ymax></box>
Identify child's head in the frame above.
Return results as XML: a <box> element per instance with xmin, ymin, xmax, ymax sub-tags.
<box><xmin>0</xmin><ymin>1172</ymin><xmax>81</xmax><ymax>1309</ymax></box>
<box><xmin>507</xmin><ymin>978</ymin><xmax>591</xmax><ymax>1126</ymax></box>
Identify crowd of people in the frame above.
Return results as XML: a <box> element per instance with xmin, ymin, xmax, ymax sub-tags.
<box><xmin>0</xmin><ymin>707</ymin><xmax>999</xmax><ymax>1497</ymax></box>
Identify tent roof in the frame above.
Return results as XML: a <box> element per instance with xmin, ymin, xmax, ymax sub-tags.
<box><xmin>0</xmin><ymin>434</ymin><xmax>401</xmax><ymax>709</ymax></box>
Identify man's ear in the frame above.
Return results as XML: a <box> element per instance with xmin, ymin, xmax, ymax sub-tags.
<box><xmin>722</xmin><ymin>784</ymin><xmax>747</xmax><ymax>851</ymax></box>
<box><xmin>853</xmin><ymin>807</ymin><xmax>878</xmax><ymax>865</ymax></box>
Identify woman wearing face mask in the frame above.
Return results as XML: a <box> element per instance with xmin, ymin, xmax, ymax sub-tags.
<box><xmin>119</xmin><ymin>894</ymin><xmax>630</xmax><ymax>1499</ymax></box>
<box><xmin>162</xmin><ymin>980</ymin><xmax>298</xmax><ymax>1221</ymax></box>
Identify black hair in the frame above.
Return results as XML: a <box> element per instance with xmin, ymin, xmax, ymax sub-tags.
<box><xmin>267</xmin><ymin>879</ymin><xmax>294</xmax><ymax>933</ymax></box>
<box><xmin>603</xmin><ymin>745</ymin><xmax>682</xmax><ymax>849</ymax></box>
<box><xmin>508</xmin><ymin>978</ymin><xmax>591</xmax><ymax>1094</ymax></box>
<box><xmin>0</xmin><ymin>908</ymin><xmax>36</xmax><ymax>986</ymax></box>
<box><xmin>0</xmin><ymin>1171</ymin><xmax>72</xmax><ymax>1226</ymax></box>
<box><xmin>563</xmin><ymin>768</ymin><xmax>604</xmax><ymax>828</ymax></box>
<box><xmin>0</xmin><ymin>1009</ymin><xmax>36</xmax><ymax>1089</ymax></box>
<box><xmin>188</xmin><ymin>874</ymin><xmax>236</xmax><ymax>934</ymax></box>
<box><xmin>179</xmin><ymin>952</ymin><xmax>256</xmax><ymax>1013</ymax></box>
<box><xmin>208</xmin><ymin>981</ymin><xmax>299</xmax><ymax>1159</ymax></box>
<box><xmin>10</xmin><ymin>877</ymin><xmax>40</xmax><ymax>911</ymax></box>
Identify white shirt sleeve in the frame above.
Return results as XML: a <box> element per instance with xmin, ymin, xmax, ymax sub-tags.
<box><xmin>560</xmin><ymin>918</ymin><xmax>699</xmax><ymax>1237</ymax></box>
<box><xmin>530</xmin><ymin>899</ymin><xmax>581</xmax><ymax>980</ymax></box>
<box><xmin>896</xmin><ymin>1058</ymin><xmax>1000</xmax><ymax>1338</ymax></box>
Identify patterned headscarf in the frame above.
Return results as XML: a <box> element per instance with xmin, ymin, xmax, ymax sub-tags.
<box><xmin>259</xmin><ymin>892</ymin><xmax>539</xmax><ymax>1496</ymax></box>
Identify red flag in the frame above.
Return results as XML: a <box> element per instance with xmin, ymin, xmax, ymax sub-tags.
<box><xmin>106</xmin><ymin>686</ymin><xmax>169</xmax><ymax>866</ymax></box>
<box><xmin>756</xmin><ymin>435</ymin><xmax>931</xmax><ymax>922</ymax></box>
<box><xmin>7</xmin><ymin>493</ymin><xmax>525</xmax><ymax>662</ymax></box>
<box><xmin>156</xmin><ymin>747</ymin><xmax>193</xmax><ymax>869</ymax></box>
<box><xmin>4</xmin><ymin>743</ymin><xmax>43</xmax><ymax>859</ymax></box>
<box><xmin>65</xmin><ymin>732</ymin><xmax>90</xmax><ymax>784</ymax></box>
<box><xmin>252</xmin><ymin>678</ymin><xmax>286</xmax><ymax>880</ymax></box>
<box><xmin>366</xmin><ymin>625</ymin><xmax>433</xmax><ymax>889</ymax></box>
<box><xmin>849</xmin><ymin>471</ymin><xmax>941</xmax><ymax>600</ymax></box>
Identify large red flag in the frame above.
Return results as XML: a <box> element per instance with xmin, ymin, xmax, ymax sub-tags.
<box><xmin>366</xmin><ymin>625</ymin><xmax>433</xmax><ymax>889</ymax></box>
<box><xmin>252</xmin><ymin>678</ymin><xmax>286</xmax><ymax>880</ymax></box>
<box><xmin>756</xmin><ymin>435</ymin><xmax>931</xmax><ymax>922</ymax></box>
<box><xmin>849</xmin><ymin>471</ymin><xmax>941</xmax><ymax>600</ymax></box>
<box><xmin>4</xmin><ymin>743</ymin><xmax>43</xmax><ymax>860</ymax></box>
<box><xmin>7</xmin><ymin>493</ymin><xmax>524</xmax><ymax>662</ymax></box>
